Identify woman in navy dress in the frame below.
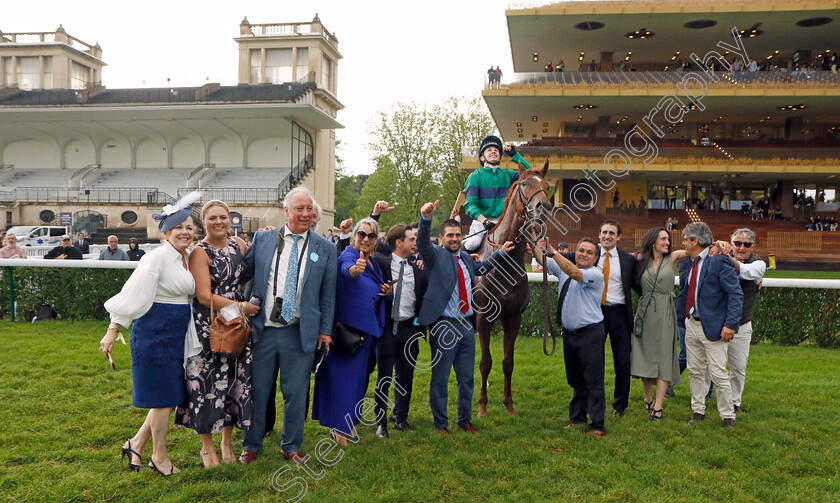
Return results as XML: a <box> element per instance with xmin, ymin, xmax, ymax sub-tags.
<box><xmin>313</xmin><ymin>217</ymin><xmax>391</xmax><ymax>446</ymax></box>
<box><xmin>100</xmin><ymin>192</ymin><xmax>203</xmax><ymax>476</ymax></box>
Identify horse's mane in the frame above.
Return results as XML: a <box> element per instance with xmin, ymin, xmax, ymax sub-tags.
<box><xmin>487</xmin><ymin>168</ymin><xmax>540</xmax><ymax>235</ymax></box>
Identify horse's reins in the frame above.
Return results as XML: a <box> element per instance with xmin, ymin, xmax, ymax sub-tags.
<box><xmin>477</xmin><ymin>180</ymin><xmax>558</xmax><ymax>356</ymax></box>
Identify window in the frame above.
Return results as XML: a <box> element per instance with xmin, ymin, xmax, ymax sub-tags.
<box><xmin>291</xmin><ymin>122</ymin><xmax>314</xmax><ymax>169</ymax></box>
<box><xmin>17</xmin><ymin>57</ymin><xmax>39</xmax><ymax>90</ymax></box>
<box><xmin>295</xmin><ymin>48</ymin><xmax>309</xmax><ymax>80</ymax></box>
<box><xmin>49</xmin><ymin>228</ymin><xmax>65</xmax><ymax>237</ymax></box>
<box><xmin>38</xmin><ymin>210</ymin><xmax>55</xmax><ymax>224</ymax></box>
<box><xmin>3</xmin><ymin>58</ymin><xmax>13</xmax><ymax>86</ymax></box>
<box><xmin>321</xmin><ymin>56</ymin><xmax>332</xmax><ymax>90</ymax></box>
<box><xmin>249</xmin><ymin>49</ymin><xmax>261</xmax><ymax>84</ymax></box>
<box><xmin>70</xmin><ymin>61</ymin><xmax>89</xmax><ymax>89</ymax></box>
<box><xmin>265</xmin><ymin>48</ymin><xmax>292</xmax><ymax>84</ymax></box>
<box><xmin>32</xmin><ymin>227</ymin><xmax>48</xmax><ymax>237</ymax></box>
<box><xmin>42</xmin><ymin>56</ymin><xmax>52</xmax><ymax>89</ymax></box>
<box><xmin>121</xmin><ymin>211</ymin><xmax>138</xmax><ymax>225</ymax></box>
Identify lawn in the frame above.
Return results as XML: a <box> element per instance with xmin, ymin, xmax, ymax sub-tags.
<box><xmin>1</xmin><ymin>321</ymin><xmax>839</xmax><ymax>503</ymax></box>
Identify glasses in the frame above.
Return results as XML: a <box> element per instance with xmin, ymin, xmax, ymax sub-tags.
<box><xmin>356</xmin><ymin>231</ymin><xmax>378</xmax><ymax>241</ymax></box>
<box><xmin>732</xmin><ymin>241</ymin><xmax>754</xmax><ymax>248</ymax></box>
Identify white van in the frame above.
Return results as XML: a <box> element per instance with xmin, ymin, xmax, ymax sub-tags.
<box><xmin>5</xmin><ymin>226</ymin><xmax>69</xmax><ymax>247</ymax></box>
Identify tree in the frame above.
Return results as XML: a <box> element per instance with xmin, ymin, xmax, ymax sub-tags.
<box><xmin>333</xmin><ymin>140</ymin><xmax>368</xmax><ymax>224</ymax></box>
<box><xmin>364</xmin><ymin>95</ymin><xmax>497</xmax><ymax>230</ymax></box>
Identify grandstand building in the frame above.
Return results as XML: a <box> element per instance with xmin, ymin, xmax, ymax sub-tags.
<box><xmin>467</xmin><ymin>0</ymin><xmax>840</xmax><ymax>269</ymax></box>
<box><xmin>0</xmin><ymin>15</ymin><xmax>342</xmax><ymax>241</ymax></box>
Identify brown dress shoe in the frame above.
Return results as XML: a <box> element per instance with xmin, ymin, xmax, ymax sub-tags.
<box><xmin>459</xmin><ymin>423</ymin><xmax>479</xmax><ymax>434</ymax></box>
<box><xmin>238</xmin><ymin>451</ymin><xmax>258</xmax><ymax>465</ymax></box>
<box><xmin>585</xmin><ymin>428</ymin><xmax>607</xmax><ymax>437</ymax></box>
<box><xmin>281</xmin><ymin>450</ymin><xmax>305</xmax><ymax>462</ymax></box>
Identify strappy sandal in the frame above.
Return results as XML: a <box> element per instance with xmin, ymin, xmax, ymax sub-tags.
<box><xmin>644</xmin><ymin>399</ymin><xmax>654</xmax><ymax>412</ymax></box>
<box><xmin>649</xmin><ymin>408</ymin><xmax>663</xmax><ymax>422</ymax></box>
<box><xmin>220</xmin><ymin>443</ymin><xmax>236</xmax><ymax>464</ymax></box>
<box><xmin>121</xmin><ymin>440</ymin><xmax>143</xmax><ymax>471</ymax></box>
<box><xmin>149</xmin><ymin>458</ymin><xmax>176</xmax><ymax>476</ymax></box>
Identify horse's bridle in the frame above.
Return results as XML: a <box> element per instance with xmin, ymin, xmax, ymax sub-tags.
<box><xmin>486</xmin><ymin>181</ymin><xmax>548</xmax><ymax>247</ymax></box>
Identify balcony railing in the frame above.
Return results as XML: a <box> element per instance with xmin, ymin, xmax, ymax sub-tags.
<box><xmin>487</xmin><ymin>71</ymin><xmax>840</xmax><ymax>90</ymax></box>
<box><xmin>246</xmin><ymin>22</ymin><xmax>338</xmax><ymax>46</ymax></box>
<box><xmin>177</xmin><ymin>188</ymin><xmax>282</xmax><ymax>205</ymax></box>
<box><xmin>0</xmin><ymin>187</ymin><xmax>172</xmax><ymax>205</ymax></box>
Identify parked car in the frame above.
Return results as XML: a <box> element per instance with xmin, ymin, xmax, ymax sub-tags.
<box><xmin>5</xmin><ymin>226</ymin><xmax>69</xmax><ymax>247</ymax></box>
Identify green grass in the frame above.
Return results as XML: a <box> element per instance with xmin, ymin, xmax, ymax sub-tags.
<box><xmin>2</xmin><ymin>321</ymin><xmax>840</xmax><ymax>502</ymax></box>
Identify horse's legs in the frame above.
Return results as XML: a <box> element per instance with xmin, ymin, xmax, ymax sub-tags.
<box><xmin>477</xmin><ymin>313</ymin><xmax>493</xmax><ymax>418</ymax></box>
<box><xmin>501</xmin><ymin>312</ymin><xmax>521</xmax><ymax>416</ymax></box>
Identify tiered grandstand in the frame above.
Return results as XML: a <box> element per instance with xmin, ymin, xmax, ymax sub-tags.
<box><xmin>465</xmin><ymin>0</ymin><xmax>840</xmax><ymax>270</ymax></box>
<box><xmin>0</xmin><ymin>16</ymin><xmax>342</xmax><ymax>239</ymax></box>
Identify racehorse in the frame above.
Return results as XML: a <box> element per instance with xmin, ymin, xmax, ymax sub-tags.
<box><xmin>473</xmin><ymin>161</ymin><xmax>552</xmax><ymax>417</ymax></box>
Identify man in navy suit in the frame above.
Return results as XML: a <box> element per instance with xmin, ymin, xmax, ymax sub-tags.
<box><xmin>417</xmin><ymin>200</ymin><xmax>514</xmax><ymax>434</ymax></box>
<box><xmin>372</xmin><ymin>222</ymin><xmax>428</xmax><ymax>438</ymax></box>
<box><xmin>239</xmin><ymin>186</ymin><xmax>337</xmax><ymax>463</ymax></box>
<box><xmin>595</xmin><ymin>220</ymin><xmax>639</xmax><ymax>418</ymax></box>
<box><xmin>676</xmin><ymin>222</ymin><xmax>743</xmax><ymax>428</ymax></box>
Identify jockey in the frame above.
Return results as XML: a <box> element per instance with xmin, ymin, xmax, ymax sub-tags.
<box><xmin>462</xmin><ymin>135</ymin><xmax>532</xmax><ymax>252</ymax></box>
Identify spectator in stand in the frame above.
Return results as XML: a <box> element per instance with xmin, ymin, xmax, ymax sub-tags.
<box><xmin>557</xmin><ymin>242</ymin><xmax>570</xmax><ymax>254</ymax></box>
<box><xmin>612</xmin><ymin>189</ymin><xmax>620</xmax><ymax>207</ymax></box>
<box><xmin>630</xmin><ymin>65</ymin><xmax>637</xmax><ymax>72</ymax></box>
<box><xmin>494</xmin><ymin>66</ymin><xmax>503</xmax><ymax>83</ymax></box>
<box><xmin>589</xmin><ymin>60</ymin><xmax>597</xmax><ymax>72</ymax></box>
<box><xmin>748</xmin><ymin>60</ymin><xmax>758</xmax><ymax>72</ymax></box>
<box><xmin>667</xmin><ymin>188</ymin><xmax>676</xmax><ymax>209</ymax></box>
<box><xmin>831</xmin><ymin>53</ymin><xmax>838</xmax><ymax>73</ymax></box>
<box><xmin>628</xmin><ymin>200</ymin><xmax>637</xmax><ymax>215</ymax></box>
<box><xmin>741</xmin><ymin>202</ymin><xmax>750</xmax><ymax>216</ymax></box>
<box><xmin>732</xmin><ymin>58</ymin><xmax>744</xmax><ymax>72</ymax></box>
<box><xmin>619</xmin><ymin>62</ymin><xmax>626</xmax><ymax>72</ymax></box>
<box><xmin>487</xmin><ymin>66</ymin><xmax>495</xmax><ymax>84</ymax></box>
<box><xmin>0</xmin><ymin>234</ymin><xmax>27</xmax><ymax>259</ymax></box>
<box><xmin>639</xmin><ymin>196</ymin><xmax>647</xmax><ymax>211</ymax></box>
<box><xmin>544</xmin><ymin>61</ymin><xmax>554</xmax><ymax>73</ymax></box>
<box><xmin>127</xmin><ymin>238</ymin><xmax>146</xmax><ymax>261</ymax></box>
<box><xmin>100</xmin><ymin>235</ymin><xmax>130</xmax><ymax>261</ymax></box>
<box><xmin>44</xmin><ymin>235</ymin><xmax>83</xmax><ymax>260</ymax></box>
<box><xmin>75</xmin><ymin>232</ymin><xmax>91</xmax><ymax>255</ymax></box>
<box><xmin>829</xmin><ymin>217</ymin><xmax>838</xmax><ymax>231</ymax></box>
<box><xmin>815</xmin><ymin>216</ymin><xmax>823</xmax><ymax>231</ymax></box>
<box><xmin>556</xmin><ymin>61</ymin><xmax>565</xmax><ymax>72</ymax></box>
<box><xmin>817</xmin><ymin>190</ymin><xmax>826</xmax><ymax>203</ymax></box>
<box><xmin>806</xmin><ymin>217</ymin><xmax>816</xmax><ymax>231</ymax></box>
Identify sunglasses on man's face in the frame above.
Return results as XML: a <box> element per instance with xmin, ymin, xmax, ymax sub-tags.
<box><xmin>356</xmin><ymin>231</ymin><xmax>378</xmax><ymax>241</ymax></box>
<box><xmin>732</xmin><ymin>241</ymin><xmax>754</xmax><ymax>248</ymax></box>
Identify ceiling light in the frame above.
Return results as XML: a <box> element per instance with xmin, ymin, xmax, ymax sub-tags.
<box><xmin>516</xmin><ymin>122</ymin><xmax>522</xmax><ymax>127</ymax></box>
<box><xmin>533</xmin><ymin>52</ymin><xmax>539</xmax><ymax>62</ymax></box>
<box><xmin>625</xmin><ymin>28</ymin><xmax>654</xmax><ymax>39</ymax></box>
<box><xmin>532</xmin><ymin>116</ymin><xmax>538</xmax><ymax>122</ymax></box>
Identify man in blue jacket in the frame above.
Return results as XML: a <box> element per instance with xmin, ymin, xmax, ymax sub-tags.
<box><xmin>239</xmin><ymin>186</ymin><xmax>337</xmax><ymax>463</ymax></box>
<box><xmin>676</xmin><ymin>222</ymin><xmax>743</xmax><ymax>428</ymax></box>
<box><xmin>417</xmin><ymin>200</ymin><xmax>513</xmax><ymax>434</ymax></box>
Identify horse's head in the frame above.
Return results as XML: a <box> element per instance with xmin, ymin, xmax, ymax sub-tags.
<box><xmin>514</xmin><ymin>160</ymin><xmax>552</xmax><ymax>220</ymax></box>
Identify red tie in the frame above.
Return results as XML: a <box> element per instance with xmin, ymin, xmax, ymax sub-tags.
<box><xmin>456</xmin><ymin>256</ymin><xmax>469</xmax><ymax>314</ymax></box>
<box><xmin>686</xmin><ymin>257</ymin><xmax>700</xmax><ymax>317</ymax></box>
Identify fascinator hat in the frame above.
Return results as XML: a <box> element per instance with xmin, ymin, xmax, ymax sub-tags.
<box><xmin>153</xmin><ymin>190</ymin><xmax>202</xmax><ymax>232</ymax></box>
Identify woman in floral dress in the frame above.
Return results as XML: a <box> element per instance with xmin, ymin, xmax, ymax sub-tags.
<box><xmin>175</xmin><ymin>200</ymin><xmax>259</xmax><ymax>467</ymax></box>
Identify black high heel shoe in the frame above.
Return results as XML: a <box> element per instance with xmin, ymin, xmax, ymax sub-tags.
<box><xmin>121</xmin><ymin>441</ymin><xmax>143</xmax><ymax>471</ymax></box>
<box><xmin>148</xmin><ymin>458</ymin><xmax>175</xmax><ymax>476</ymax></box>
<box><xmin>649</xmin><ymin>408</ymin><xmax>663</xmax><ymax>422</ymax></box>
<box><xmin>644</xmin><ymin>399</ymin><xmax>654</xmax><ymax>412</ymax></box>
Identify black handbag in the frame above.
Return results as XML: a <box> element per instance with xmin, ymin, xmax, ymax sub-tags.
<box><xmin>332</xmin><ymin>322</ymin><xmax>365</xmax><ymax>356</ymax></box>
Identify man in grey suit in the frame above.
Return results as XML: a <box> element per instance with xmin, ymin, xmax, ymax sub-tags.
<box><xmin>416</xmin><ymin>200</ymin><xmax>513</xmax><ymax>434</ymax></box>
<box><xmin>239</xmin><ymin>186</ymin><xmax>337</xmax><ymax>464</ymax></box>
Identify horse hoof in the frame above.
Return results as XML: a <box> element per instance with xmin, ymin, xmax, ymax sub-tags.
<box><xmin>477</xmin><ymin>409</ymin><xmax>488</xmax><ymax>418</ymax></box>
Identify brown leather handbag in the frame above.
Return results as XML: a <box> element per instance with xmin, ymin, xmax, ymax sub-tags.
<box><xmin>208</xmin><ymin>296</ymin><xmax>250</xmax><ymax>358</ymax></box>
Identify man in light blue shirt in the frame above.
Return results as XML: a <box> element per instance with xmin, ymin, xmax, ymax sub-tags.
<box><xmin>533</xmin><ymin>237</ymin><xmax>607</xmax><ymax>436</ymax></box>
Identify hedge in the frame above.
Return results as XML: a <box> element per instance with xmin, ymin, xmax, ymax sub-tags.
<box><xmin>0</xmin><ymin>267</ymin><xmax>837</xmax><ymax>348</ymax></box>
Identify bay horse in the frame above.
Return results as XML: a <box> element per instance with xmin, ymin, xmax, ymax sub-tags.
<box><xmin>473</xmin><ymin>161</ymin><xmax>552</xmax><ymax>417</ymax></box>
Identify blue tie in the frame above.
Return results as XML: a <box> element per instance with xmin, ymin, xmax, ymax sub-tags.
<box><xmin>281</xmin><ymin>234</ymin><xmax>302</xmax><ymax>322</ymax></box>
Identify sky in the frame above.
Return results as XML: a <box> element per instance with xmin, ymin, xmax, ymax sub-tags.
<box><xmin>3</xmin><ymin>0</ymin><xmax>521</xmax><ymax>175</ymax></box>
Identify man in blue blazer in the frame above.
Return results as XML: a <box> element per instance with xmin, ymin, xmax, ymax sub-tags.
<box><xmin>239</xmin><ymin>187</ymin><xmax>337</xmax><ymax>463</ymax></box>
<box><xmin>676</xmin><ymin>222</ymin><xmax>743</xmax><ymax>428</ymax></box>
<box><xmin>417</xmin><ymin>200</ymin><xmax>513</xmax><ymax>434</ymax></box>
